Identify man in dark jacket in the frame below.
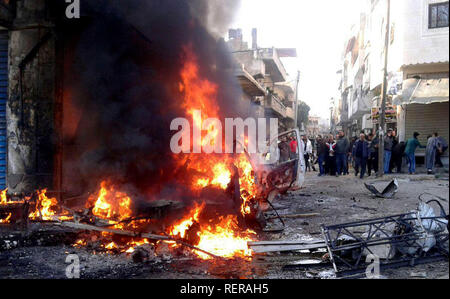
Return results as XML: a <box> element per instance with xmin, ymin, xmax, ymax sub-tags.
<box><xmin>352</xmin><ymin>133</ymin><xmax>369</xmax><ymax>179</ymax></box>
<box><xmin>316</xmin><ymin>135</ymin><xmax>329</xmax><ymax>176</ymax></box>
<box><xmin>392</xmin><ymin>141</ymin><xmax>406</xmax><ymax>173</ymax></box>
<box><xmin>389</xmin><ymin>131</ymin><xmax>399</xmax><ymax>173</ymax></box>
<box><xmin>326</xmin><ymin>135</ymin><xmax>337</xmax><ymax>176</ymax></box>
<box><xmin>367</xmin><ymin>133</ymin><xmax>379</xmax><ymax>176</ymax></box>
<box><xmin>335</xmin><ymin>131</ymin><xmax>349</xmax><ymax>176</ymax></box>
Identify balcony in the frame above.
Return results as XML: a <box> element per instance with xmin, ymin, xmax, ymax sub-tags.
<box><xmin>285</xmin><ymin>107</ymin><xmax>295</xmax><ymax>121</ymax></box>
<box><xmin>265</xmin><ymin>93</ymin><xmax>286</xmax><ymax>118</ymax></box>
<box><xmin>259</xmin><ymin>48</ymin><xmax>288</xmax><ymax>83</ymax></box>
<box><xmin>349</xmin><ymin>90</ymin><xmax>371</xmax><ymax>120</ymax></box>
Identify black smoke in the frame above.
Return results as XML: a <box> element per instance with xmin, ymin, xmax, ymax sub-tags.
<box><xmin>61</xmin><ymin>0</ymin><xmax>246</xmax><ymax>202</ymax></box>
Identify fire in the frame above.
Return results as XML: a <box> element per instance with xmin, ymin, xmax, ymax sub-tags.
<box><xmin>179</xmin><ymin>45</ymin><xmax>219</xmax><ymax>121</ymax></box>
<box><xmin>176</xmin><ymin>47</ymin><xmax>258</xmax><ymax>218</ymax></box>
<box><xmin>236</xmin><ymin>155</ymin><xmax>256</xmax><ymax>215</ymax></box>
<box><xmin>88</xmin><ymin>181</ymin><xmax>132</xmax><ymax>222</ymax></box>
<box><xmin>1</xmin><ymin>188</ymin><xmax>70</xmax><ymax>222</ymax></box>
<box><xmin>2</xmin><ymin>44</ymin><xmax>260</xmax><ymax>262</ymax></box>
<box><xmin>0</xmin><ymin>213</ymin><xmax>11</xmax><ymax>224</ymax></box>
<box><xmin>168</xmin><ymin>46</ymin><xmax>259</xmax><ymax>259</ymax></box>
<box><xmin>0</xmin><ymin>189</ymin><xmax>7</xmax><ymax>205</ymax></box>
<box><xmin>73</xmin><ymin>239</ymin><xmax>87</xmax><ymax>247</ymax></box>
<box><xmin>211</xmin><ymin>163</ymin><xmax>231</xmax><ymax>189</ymax></box>
<box><xmin>169</xmin><ymin>204</ymin><xmax>256</xmax><ymax>260</ymax></box>
<box><xmin>170</xmin><ymin>202</ymin><xmax>204</xmax><ymax>239</ymax></box>
<box><xmin>195</xmin><ymin>215</ymin><xmax>256</xmax><ymax>259</ymax></box>
<box><xmin>104</xmin><ymin>242</ymin><xmax>118</xmax><ymax>250</ymax></box>
<box><xmin>29</xmin><ymin>189</ymin><xmax>58</xmax><ymax>221</ymax></box>
<box><xmin>124</xmin><ymin>239</ymin><xmax>150</xmax><ymax>253</ymax></box>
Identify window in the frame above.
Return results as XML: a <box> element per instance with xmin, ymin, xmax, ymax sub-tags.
<box><xmin>429</xmin><ymin>2</ymin><xmax>449</xmax><ymax>29</ymax></box>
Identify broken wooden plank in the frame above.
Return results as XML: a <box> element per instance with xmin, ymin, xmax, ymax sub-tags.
<box><xmin>250</xmin><ymin>243</ymin><xmax>327</xmax><ymax>253</ymax></box>
<box><xmin>248</xmin><ymin>239</ymin><xmax>324</xmax><ymax>246</ymax></box>
<box><xmin>57</xmin><ymin>222</ymin><xmax>224</xmax><ymax>260</ymax></box>
<box><xmin>57</xmin><ymin>221</ymin><xmax>171</xmax><ymax>240</ymax></box>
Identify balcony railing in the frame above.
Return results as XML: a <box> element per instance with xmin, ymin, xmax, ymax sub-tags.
<box><xmin>265</xmin><ymin>93</ymin><xmax>286</xmax><ymax>118</ymax></box>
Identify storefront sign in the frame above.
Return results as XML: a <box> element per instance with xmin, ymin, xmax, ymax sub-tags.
<box><xmin>371</xmin><ymin>106</ymin><xmax>397</xmax><ymax>124</ymax></box>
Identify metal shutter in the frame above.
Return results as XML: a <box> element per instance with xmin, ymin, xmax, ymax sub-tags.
<box><xmin>405</xmin><ymin>102</ymin><xmax>449</xmax><ymax>156</ymax></box>
<box><xmin>0</xmin><ymin>31</ymin><xmax>7</xmax><ymax>189</ymax></box>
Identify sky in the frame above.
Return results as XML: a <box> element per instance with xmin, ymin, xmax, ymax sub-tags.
<box><xmin>229</xmin><ymin>0</ymin><xmax>364</xmax><ymax>120</ymax></box>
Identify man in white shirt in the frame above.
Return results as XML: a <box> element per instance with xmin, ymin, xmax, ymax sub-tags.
<box><xmin>302</xmin><ymin>135</ymin><xmax>313</xmax><ymax>171</ymax></box>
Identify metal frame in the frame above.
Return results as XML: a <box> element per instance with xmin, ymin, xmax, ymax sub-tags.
<box><xmin>322</xmin><ymin>212</ymin><xmax>449</xmax><ymax>277</ymax></box>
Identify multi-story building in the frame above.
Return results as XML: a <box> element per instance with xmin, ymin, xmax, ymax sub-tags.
<box><xmin>306</xmin><ymin>116</ymin><xmax>320</xmax><ymax>138</ymax></box>
<box><xmin>227</xmin><ymin>28</ymin><xmax>297</xmax><ymax>132</ymax></box>
<box><xmin>337</xmin><ymin>0</ymin><xmax>448</xmax><ymax>164</ymax></box>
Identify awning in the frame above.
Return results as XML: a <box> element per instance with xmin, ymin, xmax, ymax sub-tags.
<box><xmin>393</xmin><ymin>78</ymin><xmax>449</xmax><ymax>105</ymax></box>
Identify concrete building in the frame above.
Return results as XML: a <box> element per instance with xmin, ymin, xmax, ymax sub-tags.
<box><xmin>227</xmin><ymin>28</ymin><xmax>297</xmax><ymax>132</ymax></box>
<box><xmin>336</xmin><ymin>0</ymin><xmax>448</xmax><ymax>164</ymax></box>
<box><xmin>306</xmin><ymin>116</ymin><xmax>320</xmax><ymax>137</ymax></box>
<box><xmin>1</xmin><ymin>1</ymin><xmax>60</xmax><ymax>192</ymax></box>
<box><xmin>390</xmin><ymin>0</ymin><xmax>449</xmax><ymax>165</ymax></box>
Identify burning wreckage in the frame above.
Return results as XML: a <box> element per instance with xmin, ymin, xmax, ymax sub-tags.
<box><xmin>0</xmin><ymin>1</ymin><xmax>447</xmax><ymax>279</ymax></box>
<box><xmin>0</xmin><ymin>47</ymin><xmax>447</xmax><ymax>281</ymax></box>
<box><xmin>0</xmin><ymin>40</ymin><xmax>307</xmax><ymax>262</ymax></box>
<box><xmin>0</xmin><ymin>129</ymin><xmax>306</xmax><ymax>261</ymax></box>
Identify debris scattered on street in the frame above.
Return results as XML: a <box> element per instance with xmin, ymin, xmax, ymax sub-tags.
<box><xmin>364</xmin><ymin>179</ymin><xmax>399</xmax><ymax>198</ymax></box>
<box><xmin>321</xmin><ymin>201</ymin><xmax>448</xmax><ymax>277</ymax></box>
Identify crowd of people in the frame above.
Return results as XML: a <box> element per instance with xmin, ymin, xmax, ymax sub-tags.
<box><xmin>305</xmin><ymin>129</ymin><xmax>448</xmax><ymax>179</ymax></box>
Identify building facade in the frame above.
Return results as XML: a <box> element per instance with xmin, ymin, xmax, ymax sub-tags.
<box><xmin>227</xmin><ymin>28</ymin><xmax>297</xmax><ymax>133</ymax></box>
<box><xmin>336</xmin><ymin>0</ymin><xmax>448</xmax><ymax>163</ymax></box>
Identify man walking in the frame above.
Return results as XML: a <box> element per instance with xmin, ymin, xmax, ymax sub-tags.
<box><xmin>302</xmin><ymin>135</ymin><xmax>313</xmax><ymax>172</ymax></box>
<box><xmin>335</xmin><ymin>131</ymin><xmax>349</xmax><ymax>176</ymax></box>
<box><xmin>316</xmin><ymin>135</ymin><xmax>328</xmax><ymax>177</ymax></box>
<box><xmin>352</xmin><ymin>133</ymin><xmax>369</xmax><ymax>179</ymax></box>
<box><xmin>326</xmin><ymin>135</ymin><xmax>337</xmax><ymax>176</ymax></box>
<box><xmin>404</xmin><ymin>132</ymin><xmax>425</xmax><ymax>175</ymax></box>
<box><xmin>389</xmin><ymin>130</ymin><xmax>399</xmax><ymax>173</ymax></box>
<box><xmin>370</xmin><ymin>133</ymin><xmax>379</xmax><ymax>176</ymax></box>
<box><xmin>367</xmin><ymin>133</ymin><xmax>378</xmax><ymax>176</ymax></box>
<box><xmin>384</xmin><ymin>129</ymin><xmax>394</xmax><ymax>174</ymax></box>
<box><xmin>392</xmin><ymin>141</ymin><xmax>406</xmax><ymax>173</ymax></box>
<box><xmin>289</xmin><ymin>135</ymin><xmax>298</xmax><ymax>160</ymax></box>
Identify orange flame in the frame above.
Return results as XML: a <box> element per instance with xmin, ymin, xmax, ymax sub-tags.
<box><xmin>0</xmin><ymin>213</ymin><xmax>11</xmax><ymax>224</ymax></box>
<box><xmin>170</xmin><ymin>202</ymin><xmax>204</xmax><ymax>239</ymax></box>
<box><xmin>195</xmin><ymin>215</ymin><xmax>256</xmax><ymax>259</ymax></box>
<box><xmin>169</xmin><ymin>205</ymin><xmax>256</xmax><ymax>260</ymax></box>
<box><xmin>29</xmin><ymin>189</ymin><xmax>58</xmax><ymax>221</ymax></box>
<box><xmin>88</xmin><ymin>181</ymin><xmax>132</xmax><ymax>222</ymax></box>
<box><xmin>0</xmin><ymin>189</ymin><xmax>7</xmax><ymax>205</ymax></box>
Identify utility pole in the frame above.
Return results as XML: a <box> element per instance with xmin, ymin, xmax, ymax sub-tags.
<box><xmin>329</xmin><ymin>97</ymin><xmax>334</xmax><ymax>133</ymax></box>
<box><xmin>294</xmin><ymin>70</ymin><xmax>301</xmax><ymax>128</ymax></box>
<box><xmin>378</xmin><ymin>0</ymin><xmax>391</xmax><ymax>177</ymax></box>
